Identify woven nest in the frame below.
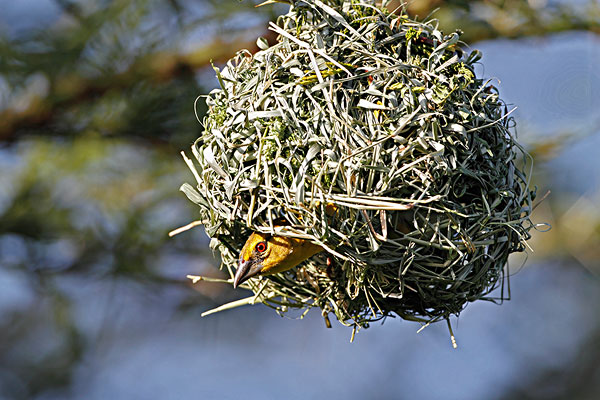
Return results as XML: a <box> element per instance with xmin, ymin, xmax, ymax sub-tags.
<box><xmin>180</xmin><ymin>0</ymin><xmax>535</xmax><ymax>331</ymax></box>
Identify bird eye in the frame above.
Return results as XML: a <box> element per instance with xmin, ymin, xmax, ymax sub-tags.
<box><xmin>255</xmin><ymin>241</ymin><xmax>267</xmax><ymax>253</ymax></box>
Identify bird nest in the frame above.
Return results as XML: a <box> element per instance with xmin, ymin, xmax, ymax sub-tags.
<box><xmin>179</xmin><ymin>0</ymin><xmax>536</xmax><ymax>334</ymax></box>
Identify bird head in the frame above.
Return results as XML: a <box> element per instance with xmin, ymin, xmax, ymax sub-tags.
<box><xmin>234</xmin><ymin>230</ymin><xmax>323</xmax><ymax>288</ymax></box>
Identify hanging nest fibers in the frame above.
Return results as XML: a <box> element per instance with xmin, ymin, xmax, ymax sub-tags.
<box><xmin>177</xmin><ymin>0</ymin><xmax>536</xmax><ymax>336</ymax></box>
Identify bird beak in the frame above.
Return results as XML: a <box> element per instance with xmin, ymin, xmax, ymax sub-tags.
<box><xmin>233</xmin><ymin>259</ymin><xmax>263</xmax><ymax>288</ymax></box>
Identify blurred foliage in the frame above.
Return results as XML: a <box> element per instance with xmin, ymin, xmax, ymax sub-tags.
<box><xmin>397</xmin><ymin>0</ymin><xmax>600</xmax><ymax>41</ymax></box>
<box><xmin>0</xmin><ymin>0</ymin><xmax>282</xmax><ymax>146</ymax></box>
<box><xmin>0</xmin><ymin>0</ymin><xmax>599</xmax><ymax>399</ymax></box>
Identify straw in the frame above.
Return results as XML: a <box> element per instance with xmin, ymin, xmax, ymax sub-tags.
<box><xmin>179</xmin><ymin>0</ymin><xmax>535</xmax><ymax>330</ymax></box>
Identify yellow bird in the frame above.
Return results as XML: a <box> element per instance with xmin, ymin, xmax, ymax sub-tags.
<box><xmin>234</xmin><ymin>207</ymin><xmax>412</xmax><ymax>287</ymax></box>
<box><xmin>234</xmin><ymin>231</ymin><xmax>323</xmax><ymax>288</ymax></box>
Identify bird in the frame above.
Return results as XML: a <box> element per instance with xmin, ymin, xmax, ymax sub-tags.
<box><xmin>234</xmin><ymin>208</ymin><xmax>414</xmax><ymax>288</ymax></box>
<box><xmin>234</xmin><ymin>230</ymin><xmax>323</xmax><ymax>288</ymax></box>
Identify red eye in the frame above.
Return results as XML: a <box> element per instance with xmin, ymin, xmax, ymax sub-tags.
<box><xmin>255</xmin><ymin>241</ymin><xmax>267</xmax><ymax>253</ymax></box>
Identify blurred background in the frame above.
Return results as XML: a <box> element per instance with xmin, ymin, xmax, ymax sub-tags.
<box><xmin>0</xmin><ymin>0</ymin><xmax>599</xmax><ymax>399</ymax></box>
